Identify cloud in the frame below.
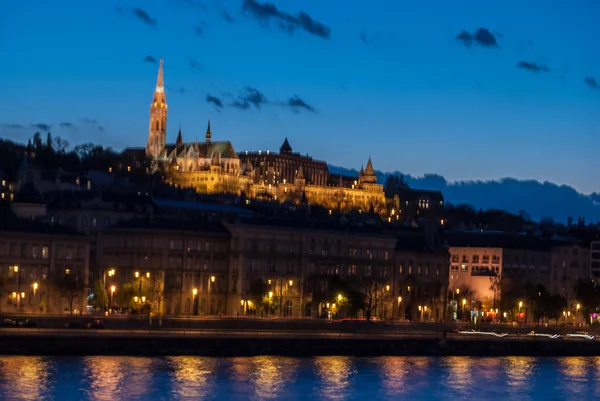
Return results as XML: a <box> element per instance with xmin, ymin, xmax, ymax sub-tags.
<box><xmin>143</xmin><ymin>55</ymin><xmax>157</xmax><ymax>64</ymax></box>
<box><xmin>206</xmin><ymin>94</ymin><xmax>224</xmax><ymax>109</ymax></box>
<box><xmin>360</xmin><ymin>30</ymin><xmax>368</xmax><ymax>45</ymax></box>
<box><xmin>83</xmin><ymin>118</ymin><xmax>98</xmax><ymax>124</ymax></box>
<box><xmin>456</xmin><ymin>28</ymin><xmax>498</xmax><ymax>47</ymax></box>
<box><xmin>584</xmin><ymin>77</ymin><xmax>599</xmax><ymax>90</ymax></box>
<box><xmin>235</xmin><ymin>87</ymin><xmax>268</xmax><ymax>109</ymax></box>
<box><xmin>222</xmin><ymin>12</ymin><xmax>235</xmax><ymax>23</ymax></box>
<box><xmin>188</xmin><ymin>55</ymin><xmax>204</xmax><ymax>71</ymax></box>
<box><xmin>98</xmin><ymin>126</ymin><xmax>105</xmax><ymax>131</ymax></box>
<box><xmin>133</xmin><ymin>8</ymin><xmax>157</xmax><ymax>25</ymax></box>
<box><xmin>517</xmin><ymin>61</ymin><xmax>549</xmax><ymax>72</ymax></box>
<box><xmin>286</xmin><ymin>95</ymin><xmax>315</xmax><ymax>112</ymax></box>
<box><xmin>31</xmin><ymin>123</ymin><xmax>52</xmax><ymax>131</ymax></box>
<box><xmin>59</xmin><ymin>122</ymin><xmax>74</xmax><ymax>128</ymax></box>
<box><xmin>194</xmin><ymin>25</ymin><xmax>203</xmax><ymax>36</ymax></box>
<box><xmin>241</xmin><ymin>0</ymin><xmax>331</xmax><ymax>39</ymax></box>
<box><xmin>0</xmin><ymin>123</ymin><xmax>26</xmax><ymax>129</ymax></box>
<box><xmin>177</xmin><ymin>87</ymin><xmax>187</xmax><ymax>94</ymax></box>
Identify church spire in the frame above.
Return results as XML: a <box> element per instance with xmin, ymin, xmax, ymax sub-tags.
<box><xmin>205</xmin><ymin>117</ymin><xmax>212</xmax><ymax>144</ymax></box>
<box><xmin>156</xmin><ymin>58</ymin><xmax>164</xmax><ymax>92</ymax></box>
<box><xmin>146</xmin><ymin>57</ymin><xmax>168</xmax><ymax>159</ymax></box>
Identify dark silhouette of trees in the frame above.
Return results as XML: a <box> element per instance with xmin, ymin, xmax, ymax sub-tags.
<box><xmin>52</xmin><ymin>268</ymin><xmax>86</xmax><ymax>315</ymax></box>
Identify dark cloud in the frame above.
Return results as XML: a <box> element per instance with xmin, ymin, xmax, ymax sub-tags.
<box><xmin>278</xmin><ymin>21</ymin><xmax>295</xmax><ymax>35</ymax></box>
<box><xmin>584</xmin><ymin>77</ymin><xmax>600</xmax><ymax>90</ymax></box>
<box><xmin>194</xmin><ymin>25</ymin><xmax>203</xmax><ymax>36</ymax></box>
<box><xmin>98</xmin><ymin>126</ymin><xmax>105</xmax><ymax>131</ymax></box>
<box><xmin>222</xmin><ymin>12</ymin><xmax>235</xmax><ymax>23</ymax></box>
<box><xmin>59</xmin><ymin>122</ymin><xmax>74</xmax><ymax>128</ymax></box>
<box><xmin>143</xmin><ymin>55</ymin><xmax>157</xmax><ymax>64</ymax></box>
<box><xmin>83</xmin><ymin>118</ymin><xmax>98</xmax><ymax>124</ymax></box>
<box><xmin>31</xmin><ymin>123</ymin><xmax>52</xmax><ymax>131</ymax></box>
<box><xmin>287</xmin><ymin>95</ymin><xmax>315</xmax><ymax>112</ymax></box>
<box><xmin>177</xmin><ymin>87</ymin><xmax>187</xmax><ymax>94</ymax></box>
<box><xmin>0</xmin><ymin>123</ymin><xmax>25</xmax><ymax>129</ymax></box>
<box><xmin>241</xmin><ymin>0</ymin><xmax>331</xmax><ymax>39</ymax></box>
<box><xmin>231</xmin><ymin>87</ymin><xmax>268</xmax><ymax>109</ymax></box>
<box><xmin>133</xmin><ymin>8</ymin><xmax>157</xmax><ymax>25</ymax></box>
<box><xmin>360</xmin><ymin>30</ymin><xmax>368</xmax><ymax>45</ymax></box>
<box><xmin>456</xmin><ymin>28</ymin><xmax>498</xmax><ymax>47</ymax></box>
<box><xmin>517</xmin><ymin>61</ymin><xmax>549</xmax><ymax>72</ymax></box>
<box><xmin>188</xmin><ymin>55</ymin><xmax>204</xmax><ymax>71</ymax></box>
<box><xmin>206</xmin><ymin>94</ymin><xmax>224</xmax><ymax>108</ymax></box>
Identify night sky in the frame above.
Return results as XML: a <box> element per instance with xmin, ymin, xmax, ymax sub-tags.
<box><xmin>1</xmin><ymin>0</ymin><xmax>599</xmax><ymax>194</ymax></box>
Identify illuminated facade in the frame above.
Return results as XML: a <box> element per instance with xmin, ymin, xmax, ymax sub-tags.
<box><xmin>144</xmin><ymin>59</ymin><xmax>253</xmax><ymax>195</ymax></box>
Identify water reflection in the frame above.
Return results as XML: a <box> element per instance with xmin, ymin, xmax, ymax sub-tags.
<box><xmin>167</xmin><ymin>356</ymin><xmax>216</xmax><ymax>400</ymax></box>
<box><xmin>83</xmin><ymin>356</ymin><xmax>153</xmax><ymax>401</ymax></box>
<box><xmin>445</xmin><ymin>356</ymin><xmax>473</xmax><ymax>394</ymax></box>
<box><xmin>0</xmin><ymin>356</ymin><xmax>51</xmax><ymax>401</ymax></box>
<box><xmin>559</xmin><ymin>357</ymin><xmax>588</xmax><ymax>399</ymax></box>
<box><xmin>313</xmin><ymin>356</ymin><xmax>353</xmax><ymax>400</ymax></box>
<box><xmin>378</xmin><ymin>356</ymin><xmax>411</xmax><ymax>395</ymax></box>
<box><xmin>503</xmin><ymin>357</ymin><xmax>534</xmax><ymax>392</ymax></box>
<box><xmin>249</xmin><ymin>356</ymin><xmax>298</xmax><ymax>400</ymax></box>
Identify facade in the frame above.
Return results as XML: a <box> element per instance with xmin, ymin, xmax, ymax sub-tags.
<box><xmin>0</xmin><ymin>220</ymin><xmax>90</xmax><ymax>314</ymax></box>
<box><xmin>446</xmin><ymin>231</ymin><xmax>590</xmax><ymax>316</ymax></box>
<box><xmin>394</xmin><ymin>230</ymin><xmax>450</xmax><ymax>321</ymax></box>
<box><xmin>97</xmin><ymin>219</ymin><xmax>232</xmax><ymax>316</ymax></box>
<box><xmin>387</xmin><ymin>188</ymin><xmax>445</xmax><ymax>224</ymax></box>
<box><xmin>239</xmin><ymin>138</ymin><xmax>329</xmax><ymax>186</ymax></box>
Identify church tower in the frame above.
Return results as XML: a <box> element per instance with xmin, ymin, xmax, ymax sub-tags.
<box><xmin>146</xmin><ymin>58</ymin><xmax>168</xmax><ymax>159</ymax></box>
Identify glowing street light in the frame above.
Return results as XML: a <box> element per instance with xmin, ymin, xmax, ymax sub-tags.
<box><xmin>288</xmin><ymin>280</ymin><xmax>293</xmax><ymax>287</ymax></box>
<box><xmin>338</xmin><ymin>294</ymin><xmax>343</xmax><ymax>301</ymax></box>
<box><xmin>192</xmin><ymin>288</ymin><xmax>198</xmax><ymax>296</ymax></box>
<box><xmin>33</xmin><ymin>282</ymin><xmax>38</xmax><ymax>298</ymax></box>
<box><xmin>135</xmin><ymin>271</ymin><xmax>140</xmax><ymax>278</ymax></box>
<box><xmin>211</xmin><ymin>276</ymin><xmax>215</xmax><ymax>282</ymax></box>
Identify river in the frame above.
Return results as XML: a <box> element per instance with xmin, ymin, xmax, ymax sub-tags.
<box><xmin>0</xmin><ymin>356</ymin><xmax>598</xmax><ymax>400</ymax></box>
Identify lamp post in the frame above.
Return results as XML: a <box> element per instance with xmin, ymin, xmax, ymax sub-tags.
<box><xmin>33</xmin><ymin>282</ymin><xmax>38</xmax><ymax>298</ymax></box>
<box><xmin>418</xmin><ymin>305</ymin><xmax>423</xmax><ymax>322</ymax></box>
<box><xmin>110</xmin><ymin>285</ymin><xmax>116</xmax><ymax>309</ymax></box>
<box><xmin>192</xmin><ymin>288</ymin><xmax>198</xmax><ymax>316</ymax></box>
<box><xmin>461</xmin><ymin>298</ymin><xmax>467</xmax><ymax>322</ymax></box>
<box><xmin>208</xmin><ymin>276</ymin><xmax>215</xmax><ymax>315</ymax></box>
<box><xmin>268</xmin><ymin>291</ymin><xmax>273</xmax><ymax>318</ymax></box>
<box><xmin>517</xmin><ymin>301</ymin><xmax>524</xmax><ymax>335</ymax></box>
<box><xmin>12</xmin><ymin>265</ymin><xmax>20</xmax><ymax>308</ymax></box>
<box><xmin>397</xmin><ymin>296</ymin><xmax>402</xmax><ymax>321</ymax></box>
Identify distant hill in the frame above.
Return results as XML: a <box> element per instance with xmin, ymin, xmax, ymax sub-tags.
<box><xmin>328</xmin><ymin>165</ymin><xmax>600</xmax><ymax>223</ymax></box>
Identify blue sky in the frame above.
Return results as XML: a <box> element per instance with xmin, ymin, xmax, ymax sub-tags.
<box><xmin>1</xmin><ymin>0</ymin><xmax>599</xmax><ymax>194</ymax></box>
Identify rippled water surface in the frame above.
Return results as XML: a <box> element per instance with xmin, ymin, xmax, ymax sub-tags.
<box><xmin>0</xmin><ymin>356</ymin><xmax>599</xmax><ymax>400</ymax></box>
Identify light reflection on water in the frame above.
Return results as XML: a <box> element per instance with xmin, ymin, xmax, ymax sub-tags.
<box><xmin>0</xmin><ymin>356</ymin><xmax>599</xmax><ymax>400</ymax></box>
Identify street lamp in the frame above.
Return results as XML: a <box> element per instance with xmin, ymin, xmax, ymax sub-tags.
<box><xmin>338</xmin><ymin>294</ymin><xmax>343</xmax><ymax>302</ymax></box>
<box><xmin>268</xmin><ymin>291</ymin><xmax>273</xmax><ymax>318</ymax></box>
<box><xmin>192</xmin><ymin>288</ymin><xmax>198</xmax><ymax>316</ymax></box>
<box><xmin>110</xmin><ymin>285</ymin><xmax>116</xmax><ymax>309</ymax></box>
<box><xmin>33</xmin><ymin>282</ymin><xmax>38</xmax><ymax>298</ymax></box>
<box><xmin>462</xmin><ymin>298</ymin><xmax>467</xmax><ymax>322</ymax></box>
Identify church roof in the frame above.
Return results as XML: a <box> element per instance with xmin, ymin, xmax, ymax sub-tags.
<box><xmin>166</xmin><ymin>141</ymin><xmax>239</xmax><ymax>159</ymax></box>
<box><xmin>365</xmin><ymin>157</ymin><xmax>375</xmax><ymax>175</ymax></box>
<box><xmin>280</xmin><ymin>137</ymin><xmax>292</xmax><ymax>154</ymax></box>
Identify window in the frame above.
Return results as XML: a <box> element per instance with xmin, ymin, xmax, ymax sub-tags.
<box><xmin>482</xmin><ymin>255</ymin><xmax>490</xmax><ymax>264</ymax></box>
<box><xmin>349</xmin><ymin>248</ymin><xmax>357</xmax><ymax>257</ymax></box>
<box><xmin>492</xmin><ymin>255</ymin><xmax>500</xmax><ymax>264</ymax></box>
<box><xmin>32</xmin><ymin>245</ymin><xmax>39</xmax><ymax>259</ymax></box>
<box><xmin>82</xmin><ymin>215</ymin><xmax>88</xmax><ymax>226</ymax></box>
<box><xmin>250</xmin><ymin>259</ymin><xmax>258</xmax><ymax>272</ymax></box>
<box><xmin>56</xmin><ymin>246</ymin><xmax>63</xmax><ymax>260</ymax></box>
<box><xmin>42</xmin><ymin>246</ymin><xmax>49</xmax><ymax>259</ymax></box>
<box><xmin>66</xmin><ymin>247</ymin><xmax>74</xmax><ymax>260</ymax></box>
<box><xmin>417</xmin><ymin>266</ymin><xmax>421</xmax><ymax>275</ymax></box>
<box><xmin>91</xmin><ymin>216</ymin><xmax>97</xmax><ymax>227</ymax></box>
<box><xmin>451</xmin><ymin>255</ymin><xmax>459</xmax><ymax>263</ymax></box>
<box><xmin>461</xmin><ymin>264</ymin><xmax>468</xmax><ymax>271</ymax></box>
<box><xmin>408</xmin><ymin>265</ymin><xmax>412</xmax><ymax>275</ymax></box>
<box><xmin>472</xmin><ymin>255</ymin><xmax>479</xmax><ymax>263</ymax></box>
<box><xmin>170</xmin><ymin>240</ymin><xmax>176</xmax><ymax>250</ymax></box>
<box><xmin>399</xmin><ymin>264</ymin><xmax>403</xmax><ymax>274</ymax></box>
<box><xmin>205</xmin><ymin>242</ymin><xmax>211</xmax><ymax>252</ymax></box>
<box><xmin>348</xmin><ymin>264</ymin><xmax>357</xmax><ymax>275</ymax></box>
<box><xmin>365</xmin><ymin>266</ymin><xmax>372</xmax><ymax>276</ymax></box>
<box><xmin>287</xmin><ymin>262</ymin><xmax>294</xmax><ymax>273</ymax></box>
<box><xmin>383</xmin><ymin>251</ymin><xmax>389</xmax><ymax>261</ymax></box>
<box><xmin>366</xmin><ymin>250</ymin><xmax>372</xmax><ymax>260</ymax></box>
<box><xmin>461</xmin><ymin>255</ymin><xmax>468</xmax><ymax>263</ymax></box>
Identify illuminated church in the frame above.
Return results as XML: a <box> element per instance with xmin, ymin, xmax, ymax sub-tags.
<box><xmin>144</xmin><ymin>59</ymin><xmax>385</xmax><ymax>212</ymax></box>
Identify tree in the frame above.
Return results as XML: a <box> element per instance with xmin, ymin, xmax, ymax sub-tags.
<box><xmin>573</xmin><ymin>279</ymin><xmax>600</xmax><ymax>321</ymax></box>
<box><xmin>46</xmin><ymin>132</ymin><xmax>53</xmax><ymax>150</ymax></box>
<box><xmin>91</xmin><ymin>280</ymin><xmax>108</xmax><ymax>310</ymax></box>
<box><xmin>149</xmin><ymin>273</ymin><xmax>165</xmax><ymax>326</ymax></box>
<box><xmin>53</xmin><ymin>269</ymin><xmax>86</xmax><ymax>315</ymax></box>
<box><xmin>489</xmin><ymin>276</ymin><xmax>501</xmax><ymax>309</ymax></box>
<box><xmin>249</xmin><ymin>278</ymin><xmax>268</xmax><ymax>316</ymax></box>
<box><xmin>362</xmin><ymin>279</ymin><xmax>386</xmax><ymax>321</ymax></box>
